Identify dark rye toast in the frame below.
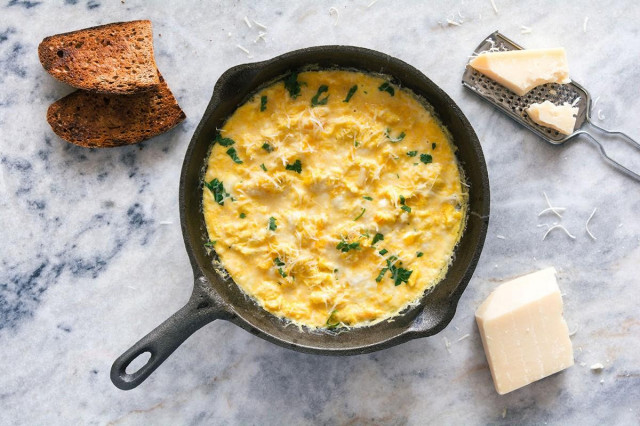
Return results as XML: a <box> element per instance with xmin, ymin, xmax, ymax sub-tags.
<box><xmin>47</xmin><ymin>73</ymin><xmax>186</xmax><ymax>147</ymax></box>
<box><xmin>38</xmin><ymin>20</ymin><xmax>160</xmax><ymax>94</ymax></box>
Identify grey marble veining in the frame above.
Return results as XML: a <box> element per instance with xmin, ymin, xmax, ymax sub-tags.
<box><xmin>1</xmin><ymin>1</ymin><xmax>639</xmax><ymax>424</ymax></box>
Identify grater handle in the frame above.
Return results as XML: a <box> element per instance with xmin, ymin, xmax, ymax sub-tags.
<box><xmin>575</xmin><ymin>118</ymin><xmax>640</xmax><ymax>182</ymax></box>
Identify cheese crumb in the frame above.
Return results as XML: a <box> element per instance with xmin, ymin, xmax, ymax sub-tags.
<box><xmin>243</xmin><ymin>16</ymin><xmax>252</xmax><ymax>28</ymax></box>
<box><xmin>585</xmin><ymin>208</ymin><xmax>597</xmax><ymax>240</ymax></box>
<box><xmin>490</xmin><ymin>0</ymin><xmax>499</xmax><ymax>14</ymax></box>
<box><xmin>520</xmin><ymin>25</ymin><xmax>532</xmax><ymax>34</ymax></box>
<box><xmin>583</xmin><ymin>17</ymin><xmax>589</xmax><ymax>33</ymax></box>
<box><xmin>329</xmin><ymin>7</ymin><xmax>339</xmax><ymax>26</ymax></box>
<box><xmin>590</xmin><ymin>363</ymin><xmax>604</xmax><ymax>371</ymax></box>
<box><xmin>543</xmin><ymin>224</ymin><xmax>576</xmax><ymax>240</ymax></box>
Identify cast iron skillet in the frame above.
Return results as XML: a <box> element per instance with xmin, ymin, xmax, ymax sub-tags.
<box><xmin>110</xmin><ymin>46</ymin><xmax>490</xmax><ymax>390</ymax></box>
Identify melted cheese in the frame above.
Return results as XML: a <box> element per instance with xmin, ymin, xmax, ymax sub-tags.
<box><xmin>202</xmin><ymin>70</ymin><xmax>467</xmax><ymax>328</ymax></box>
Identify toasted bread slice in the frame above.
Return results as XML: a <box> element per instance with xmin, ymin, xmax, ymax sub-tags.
<box><xmin>47</xmin><ymin>73</ymin><xmax>186</xmax><ymax>147</ymax></box>
<box><xmin>38</xmin><ymin>20</ymin><xmax>160</xmax><ymax>94</ymax></box>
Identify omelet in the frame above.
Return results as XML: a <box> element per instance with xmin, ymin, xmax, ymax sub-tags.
<box><xmin>202</xmin><ymin>70</ymin><xmax>467</xmax><ymax>329</ymax></box>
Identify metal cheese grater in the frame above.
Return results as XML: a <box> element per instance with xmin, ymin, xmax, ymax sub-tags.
<box><xmin>462</xmin><ymin>31</ymin><xmax>640</xmax><ymax>182</ymax></box>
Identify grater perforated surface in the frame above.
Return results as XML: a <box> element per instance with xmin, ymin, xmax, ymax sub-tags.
<box><xmin>462</xmin><ymin>31</ymin><xmax>590</xmax><ymax>144</ymax></box>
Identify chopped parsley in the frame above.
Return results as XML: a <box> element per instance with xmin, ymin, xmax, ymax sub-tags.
<box><xmin>204</xmin><ymin>178</ymin><xmax>228</xmax><ymax>205</ymax></box>
<box><xmin>239</xmin><ymin>212</ymin><xmax>246</xmax><ymax>218</ymax></box>
<box><xmin>407</xmin><ymin>151</ymin><xmax>418</xmax><ymax>157</ymax></box>
<box><xmin>274</xmin><ymin>257</ymin><xmax>287</xmax><ymax>278</ymax></box>
<box><xmin>399</xmin><ymin>195</ymin><xmax>406</xmax><ymax>204</ymax></box>
<box><xmin>372</xmin><ymin>233</ymin><xmax>384</xmax><ymax>245</ymax></box>
<box><xmin>262</xmin><ymin>142</ymin><xmax>274</xmax><ymax>152</ymax></box>
<box><xmin>420</xmin><ymin>153</ymin><xmax>433</xmax><ymax>164</ymax></box>
<box><xmin>378</xmin><ymin>81</ymin><xmax>395</xmax><ymax>96</ymax></box>
<box><xmin>326</xmin><ymin>310</ymin><xmax>340</xmax><ymax>329</ymax></box>
<box><xmin>385</xmin><ymin>128</ymin><xmax>406</xmax><ymax>143</ymax></box>
<box><xmin>378</xmin><ymin>248</ymin><xmax>388</xmax><ymax>255</ymax></box>
<box><xmin>268</xmin><ymin>216</ymin><xmax>277</xmax><ymax>231</ymax></box>
<box><xmin>260</xmin><ymin>163</ymin><xmax>267</xmax><ymax>172</ymax></box>
<box><xmin>226</xmin><ymin>147</ymin><xmax>243</xmax><ymax>164</ymax></box>
<box><xmin>354</xmin><ymin>141</ymin><xmax>360</xmax><ymax>147</ymax></box>
<box><xmin>283</xmin><ymin>72</ymin><xmax>302</xmax><ymax>99</ymax></box>
<box><xmin>285</xmin><ymin>159</ymin><xmax>302</xmax><ymax>173</ymax></box>
<box><xmin>401</xmin><ymin>205</ymin><xmax>412</xmax><ymax>213</ymax></box>
<box><xmin>432</xmin><ymin>142</ymin><xmax>437</xmax><ymax>149</ymax></box>
<box><xmin>343</xmin><ymin>85</ymin><xmax>358</xmax><ymax>102</ymax></box>
<box><xmin>204</xmin><ymin>240</ymin><xmax>216</xmax><ymax>248</ymax></box>
<box><xmin>336</xmin><ymin>240</ymin><xmax>360</xmax><ymax>252</ymax></box>
<box><xmin>375</xmin><ymin>268</ymin><xmax>388</xmax><ymax>283</ymax></box>
<box><xmin>311</xmin><ymin>84</ymin><xmax>329</xmax><ymax>107</ymax></box>
<box><xmin>417</xmin><ymin>251</ymin><xmax>424</xmax><ymax>257</ymax></box>
<box><xmin>260</xmin><ymin>95</ymin><xmax>267</xmax><ymax>112</ymax></box>
<box><xmin>354</xmin><ymin>208</ymin><xmax>366</xmax><ymax>221</ymax></box>
<box><xmin>363</xmin><ymin>196</ymin><xmax>373</xmax><ymax>201</ymax></box>
<box><xmin>214</xmin><ymin>134</ymin><xmax>235</xmax><ymax>147</ymax></box>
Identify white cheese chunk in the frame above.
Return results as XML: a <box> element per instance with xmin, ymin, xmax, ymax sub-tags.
<box><xmin>526</xmin><ymin>101</ymin><xmax>578</xmax><ymax>135</ymax></box>
<box><xmin>469</xmin><ymin>48</ymin><xmax>570</xmax><ymax>96</ymax></box>
<box><xmin>475</xmin><ymin>267</ymin><xmax>574</xmax><ymax>395</ymax></box>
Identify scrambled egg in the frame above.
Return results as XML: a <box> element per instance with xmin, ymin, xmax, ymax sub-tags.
<box><xmin>203</xmin><ymin>70</ymin><xmax>467</xmax><ymax>329</ymax></box>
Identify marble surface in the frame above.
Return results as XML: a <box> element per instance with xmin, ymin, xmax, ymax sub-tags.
<box><xmin>1</xmin><ymin>0</ymin><xmax>639</xmax><ymax>424</ymax></box>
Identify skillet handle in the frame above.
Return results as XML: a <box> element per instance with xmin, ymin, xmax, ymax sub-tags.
<box><xmin>110</xmin><ymin>276</ymin><xmax>230</xmax><ymax>390</ymax></box>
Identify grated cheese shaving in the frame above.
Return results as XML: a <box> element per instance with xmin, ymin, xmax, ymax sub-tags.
<box><xmin>329</xmin><ymin>7</ymin><xmax>339</xmax><ymax>26</ymax></box>
<box><xmin>571</xmin><ymin>96</ymin><xmax>581</xmax><ymax>107</ymax></box>
<box><xmin>538</xmin><ymin>207</ymin><xmax>566</xmax><ymax>217</ymax></box>
<box><xmin>367</xmin><ymin>0</ymin><xmax>377</xmax><ymax>7</ymax></box>
<box><xmin>254</xmin><ymin>32</ymin><xmax>267</xmax><ymax>44</ymax></box>
<box><xmin>583</xmin><ymin>17</ymin><xmax>589</xmax><ymax>33</ymax></box>
<box><xmin>490</xmin><ymin>0</ymin><xmax>499</xmax><ymax>14</ymax></box>
<box><xmin>456</xmin><ymin>333</ymin><xmax>470</xmax><ymax>342</ymax></box>
<box><xmin>542</xmin><ymin>224</ymin><xmax>576</xmax><ymax>240</ymax></box>
<box><xmin>443</xmin><ymin>336</ymin><xmax>452</xmax><ymax>353</ymax></box>
<box><xmin>446</xmin><ymin>18</ymin><xmax>462</xmax><ymax>26</ymax></box>
<box><xmin>592</xmin><ymin>96</ymin><xmax>600</xmax><ymax>109</ymax></box>
<box><xmin>236</xmin><ymin>44</ymin><xmax>253</xmax><ymax>57</ymax></box>
<box><xmin>597</xmin><ymin>109</ymin><xmax>605</xmax><ymax>120</ymax></box>
<box><xmin>496</xmin><ymin>234</ymin><xmax>506</xmax><ymax>239</ymax></box>
<box><xmin>590</xmin><ymin>363</ymin><xmax>604</xmax><ymax>371</ymax></box>
<box><xmin>542</xmin><ymin>192</ymin><xmax>564</xmax><ymax>218</ymax></box>
<box><xmin>520</xmin><ymin>25</ymin><xmax>532</xmax><ymax>34</ymax></box>
<box><xmin>243</xmin><ymin>16</ymin><xmax>252</xmax><ymax>28</ymax></box>
<box><xmin>159</xmin><ymin>220</ymin><xmax>173</xmax><ymax>225</ymax></box>
<box><xmin>252</xmin><ymin>19</ymin><xmax>268</xmax><ymax>30</ymax></box>
<box><xmin>585</xmin><ymin>207</ymin><xmax>597</xmax><ymax>240</ymax></box>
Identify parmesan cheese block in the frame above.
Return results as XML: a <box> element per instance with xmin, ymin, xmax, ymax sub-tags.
<box><xmin>475</xmin><ymin>267</ymin><xmax>574</xmax><ymax>395</ymax></box>
<box><xmin>526</xmin><ymin>101</ymin><xmax>578</xmax><ymax>135</ymax></box>
<box><xmin>469</xmin><ymin>48</ymin><xmax>570</xmax><ymax>96</ymax></box>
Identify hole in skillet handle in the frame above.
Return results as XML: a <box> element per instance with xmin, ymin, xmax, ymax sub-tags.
<box><xmin>125</xmin><ymin>351</ymin><xmax>152</xmax><ymax>375</ymax></box>
<box><xmin>110</xmin><ymin>277</ymin><xmax>228</xmax><ymax>390</ymax></box>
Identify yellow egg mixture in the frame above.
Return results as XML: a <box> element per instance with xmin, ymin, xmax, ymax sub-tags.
<box><xmin>203</xmin><ymin>70</ymin><xmax>467</xmax><ymax>329</ymax></box>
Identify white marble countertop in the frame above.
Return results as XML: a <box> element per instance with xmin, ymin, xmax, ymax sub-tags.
<box><xmin>1</xmin><ymin>1</ymin><xmax>639</xmax><ymax>424</ymax></box>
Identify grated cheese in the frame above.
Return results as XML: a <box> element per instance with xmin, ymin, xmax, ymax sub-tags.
<box><xmin>571</xmin><ymin>96</ymin><xmax>581</xmax><ymax>107</ymax></box>
<box><xmin>597</xmin><ymin>109</ymin><xmax>605</xmax><ymax>120</ymax></box>
<box><xmin>590</xmin><ymin>363</ymin><xmax>604</xmax><ymax>371</ymax></box>
<box><xmin>159</xmin><ymin>220</ymin><xmax>173</xmax><ymax>225</ymax></box>
<box><xmin>592</xmin><ymin>96</ymin><xmax>600</xmax><ymax>109</ymax></box>
<box><xmin>447</xmin><ymin>18</ymin><xmax>462</xmax><ymax>26</ymax></box>
<box><xmin>236</xmin><ymin>44</ymin><xmax>252</xmax><ymax>57</ymax></box>
<box><xmin>542</xmin><ymin>192</ymin><xmax>565</xmax><ymax>218</ymax></box>
<box><xmin>583</xmin><ymin>17</ymin><xmax>589</xmax><ymax>33</ymax></box>
<box><xmin>456</xmin><ymin>333</ymin><xmax>470</xmax><ymax>342</ymax></box>
<box><xmin>520</xmin><ymin>25</ymin><xmax>532</xmax><ymax>34</ymax></box>
<box><xmin>243</xmin><ymin>16</ymin><xmax>252</xmax><ymax>28</ymax></box>
<box><xmin>254</xmin><ymin>32</ymin><xmax>267</xmax><ymax>44</ymax></box>
<box><xmin>542</xmin><ymin>224</ymin><xmax>576</xmax><ymax>240</ymax></box>
<box><xmin>252</xmin><ymin>19</ymin><xmax>268</xmax><ymax>30</ymax></box>
<box><xmin>496</xmin><ymin>234</ymin><xmax>506</xmax><ymax>240</ymax></box>
<box><xmin>585</xmin><ymin>208</ymin><xmax>597</xmax><ymax>240</ymax></box>
<box><xmin>367</xmin><ymin>0</ymin><xmax>377</xmax><ymax>7</ymax></box>
<box><xmin>329</xmin><ymin>7</ymin><xmax>339</xmax><ymax>26</ymax></box>
<box><xmin>538</xmin><ymin>207</ymin><xmax>566</xmax><ymax>217</ymax></box>
<box><xmin>490</xmin><ymin>0</ymin><xmax>499</xmax><ymax>14</ymax></box>
<box><xmin>444</xmin><ymin>336</ymin><xmax>452</xmax><ymax>353</ymax></box>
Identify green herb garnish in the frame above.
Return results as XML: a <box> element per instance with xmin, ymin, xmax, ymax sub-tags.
<box><xmin>274</xmin><ymin>257</ymin><xmax>287</xmax><ymax>277</ymax></box>
<box><xmin>401</xmin><ymin>205</ymin><xmax>412</xmax><ymax>213</ymax></box>
<box><xmin>268</xmin><ymin>217</ymin><xmax>277</xmax><ymax>231</ymax></box>
<box><xmin>336</xmin><ymin>240</ymin><xmax>360</xmax><ymax>252</ymax></box>
<box><xmin>204</xmin><ymin>178</ymin><xmax>228</xmax><ymax>205</ymax></box>
<box><xmin>214</xmin><ymin>135</ymin><xmax>235</xmax><ymax>147</ymax></box>
<box><xmin>383</xmin><ymin>256</ymin><xmax>412</xmax><ymax>286</ymax></box>
<box><xmin>204</xmin><ymin>240</ymin><xmax>216</xmax><ymax>248</ymax></box>
<box><xmin>385</xmin><ymin>128</ymin><xmax>406</xmax><ymax>143</ymax></box>
<box><xmin>284</xmin><ymin>73</ymin><xmax>302</xmax><ymax>99</ymax></box>
<box><xmin>354</xmin><ymin>141</ymin><xmax>360</xmax><ymax>147</ymax></box>
<box><xmin>311</xmin><ymin>84</ymin><xmax>329</xmax><ymax>107</ymax></box>
<box><xmin>420</xmin><ymin>153</ymin><xmax>433</xmax><ymax>164</ymax></box>
<box><xmin>343</xmin><ymin>85</ymin><xmax>358</xmax><ymax>102</ymax></box>
<box><xmin>285</xmin><ymin>159</ymin><xmax>302</xmax><ymax>173</ymax></box>
<box><xmin>363</xmin><ymin>196</ymin><xmax>373</xmax><ymax>201</ymax></box>
<box><xmin>226</xmin><ymin>147</ymin><xmax>243</xmax><ymax>164</ymax></box>
<box><xmin>378</xmin><ymin>82</ymin><xmax>395</xmax><ymax>96</ymax></box>
<box><xmin>375</xmin><ymin>268</ymin><xmax>388</xmax><ymax>283</ymax></box>
<box><xmin>432</xmin><ymin>142</ymin><xmax>437</xmax><ymax>149</ymax></box>
<box><xmin>407</xmin><ymin>151</ymin><xmax>418</xmax><ymax>157</ymax></box>
<box><xmin>260</xmin><ymin>95</ymin><xmax>267</xmax><ymax>112</ymax></box>
<box><xmin>262</xmin><ymin>142</ymin><xmax>274</xmax><ymax>152</ymax></box>
<box><xmin>239</xmin><ymin>212</ymin><xmax>246</xmax><ymax>218</ymax></box>
<box><xmin>354</xmin><ymin>208</ymin><xmax>366</xmax><ymax>221</ymax></box>
<box><xmin>417</xmin><ymin>252</ymin><xmax>424</xmax><ymax>257</ymax></box>
<box><xmin>378</xmin><ymin>248</ymin><xmax>388</xmax><ymax>255</ymax></box>
<box><xmin>260</xmin><ymin>164</ymin><xmax>267</xmax><ymax>172</ymax></box>
<box><xmin>372</xmin><ymin>233</ymin><xmax>384</xmax><ymax>246</ymax></box>
<box><xmin>326</xmin><ymin>310</ymin><xmax>340</xmax><ymax>329</ymax></box>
